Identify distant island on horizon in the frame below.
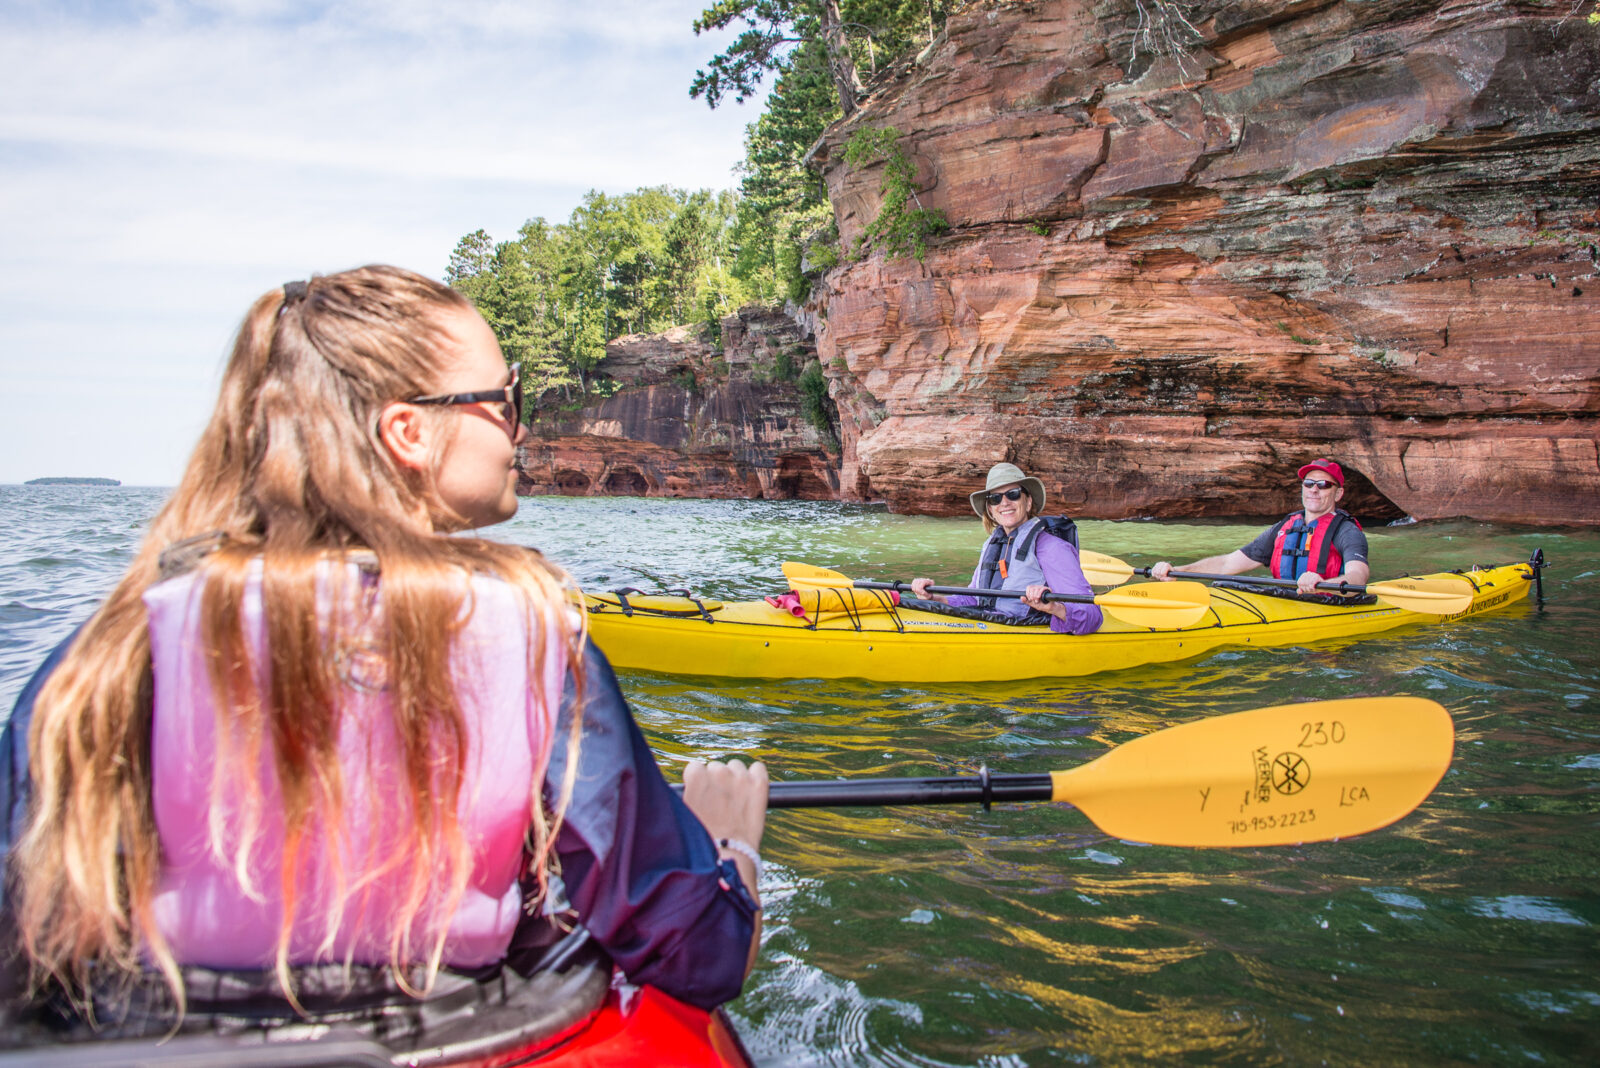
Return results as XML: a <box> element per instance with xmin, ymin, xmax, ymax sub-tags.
<box><xmin>24</xmin><ymin>477</ymin><xmax>121</xmax><ymax>486</ymax></box>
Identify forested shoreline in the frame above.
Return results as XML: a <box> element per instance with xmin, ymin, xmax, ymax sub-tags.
<box><xmin>444</xmin><ymin>1</ymin><xmax>956</xmax><ymax>411</ymax></box>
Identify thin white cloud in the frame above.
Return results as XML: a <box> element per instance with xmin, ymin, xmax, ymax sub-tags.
<box><xmin>0</xmin><ymin>0</ymin><xmax>766</xmax><ymax>484</ymax></box>
<box><xmin>2</xmin><ymin>1</ymin><xmax>747</xmax><ymax>185</ymax></box>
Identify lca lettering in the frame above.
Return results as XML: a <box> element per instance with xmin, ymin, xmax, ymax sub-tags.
<box><xmin>1340</xmin><ymin>785</ymin><xmax>1371</xmax><ymax>807</ymax></box>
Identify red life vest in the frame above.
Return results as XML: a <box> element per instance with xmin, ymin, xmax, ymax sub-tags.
<box><xmin>1268</xmin><ymin>509</ymin><xmax>1360</xmax><ymax>580</ymax></box>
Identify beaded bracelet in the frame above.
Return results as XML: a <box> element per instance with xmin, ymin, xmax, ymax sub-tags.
<box><xmin>717</xmin><ymin>837</ymin><xmax>763</xmax><ymax>883</ymax></box>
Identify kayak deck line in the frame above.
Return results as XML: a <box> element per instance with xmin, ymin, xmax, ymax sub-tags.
<box><xmin>582</xmin><ymin>560</ymin><xmax>1537</xmax><ymax>683</ymax></box>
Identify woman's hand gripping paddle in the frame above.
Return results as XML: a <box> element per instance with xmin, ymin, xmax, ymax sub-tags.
<box><xmin>1076</xmin><ymin>550</ymin><xmax>1477</xmax><ymax>615</ymax></box>
<box><xmin>674</xmin><ymin>697</ymin><xmax>1453</xmax><ymax>848</ymax></box>
<box><xmin>781</xmin><ymin>561</ymin><xmax>1212</xmax><ymax>629</ymax></box>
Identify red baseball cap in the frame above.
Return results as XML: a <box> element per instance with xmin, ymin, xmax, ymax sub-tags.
<box><xmin>1298</xmin><ymin>458</ymin><xmax>1345</xmax><ymax>487</ymax></box>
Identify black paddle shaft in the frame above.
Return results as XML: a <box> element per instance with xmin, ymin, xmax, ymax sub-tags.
<box><xmin>1160</xmin><ymin>568</ymin><xmax>1361</xmax><ymax>594</ymax></box>
<box><xmin>852</xmin><ymin>579</ymin><xmax>1093</xmax><ymax>606</ymax></box>
<box><xmin>671</xmin><ymin>771</ymin><xmax>1056</xmax><ymax>809</ymax></box>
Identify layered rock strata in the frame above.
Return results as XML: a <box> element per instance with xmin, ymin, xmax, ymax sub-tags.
<box><xmin>807</xmin><ymin>0</ymin><xmax>1600</xmax><ymax>524</ymax></box>
<box><xmin>517</xmin><ymin>308</ymin><xmax>838</xmax><ymax>501</ymax></box>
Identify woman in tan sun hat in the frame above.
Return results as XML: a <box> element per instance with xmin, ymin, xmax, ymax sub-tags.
<box><xmin>908</xmin><ymin>462</ymin><xmax>1102</xmax><ymax>634</ymax></box>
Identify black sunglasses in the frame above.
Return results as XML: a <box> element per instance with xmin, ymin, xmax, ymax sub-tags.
<box><xmin>1300</xmin><ymin>478</ymin><xmax>1338</xmax><ymax>490</ymax></box>
<box><xmin>985</xmin><ymin>487</ymin><xmax>1026</xmax><ymax>506</ymax></box>
<box><xmin>407</xmin><ymin>364</ymin><xmax>523</xmax><ymax>441</ymax></box>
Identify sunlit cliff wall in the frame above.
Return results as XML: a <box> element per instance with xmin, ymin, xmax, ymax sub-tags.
<box><xmin>807</xmin><ymin>0</ymin><xmax>1600</xmax><ymax>524</ymax></box>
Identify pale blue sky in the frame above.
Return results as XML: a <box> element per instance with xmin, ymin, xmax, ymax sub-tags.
<box><xmin>0</xmin><ymin>0</ymin><xmax>763</xmax><ymax>485</ymax></box>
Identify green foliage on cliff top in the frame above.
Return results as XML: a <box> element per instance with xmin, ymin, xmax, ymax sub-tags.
<box><xmin>728</xmin><ymin>36</ymin><xmax>840</xmax><ymax>305</ymax></box>
<box><xmin>698</xmin><ymin>2</ymin><xmax>955</xmax><ymax>299</ymax></box>
<box><xmin>447</xmin><ymin>187</ymin><xmax>746</xmax><ymax>409</ymax></box>
<box><xmin>446</xmin><ymin>3</ymin><xmax>955</xmax><ymax>408</ymax></box>
<box><xmin>843</xmin><ymin>125</ymin><xmax>948</xmax><ymax>260</ymax></box>
<box><xmin>691</xmin><ymin>2</ymin><xmax>955</xmax><ymax>115</ymax></box>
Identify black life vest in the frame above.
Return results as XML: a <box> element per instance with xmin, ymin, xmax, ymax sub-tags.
<box><xmin>975</xmin><ymin>515</ymin><xmax>1080</xmax><ymax>595</ymax></box>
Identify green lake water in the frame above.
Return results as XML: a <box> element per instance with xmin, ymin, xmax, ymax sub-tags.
<box><xmin>2</xmin><ymin>486</ymin><xmax>1596</xmax><ymax>1064</ymax></box>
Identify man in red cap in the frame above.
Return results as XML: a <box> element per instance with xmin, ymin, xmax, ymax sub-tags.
<box><xmin>1150</xmin><ymin>458</ymin><xmax>1370</xmax><ymax>596</ymax></box>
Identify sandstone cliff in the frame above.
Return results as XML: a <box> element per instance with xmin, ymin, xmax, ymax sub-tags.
<box><xmin>517</xmin><ymin>307</ymin><xmax>838</xmax><ymax>500</ymax></box>
<box><xmin>808</xmin><ymin>0</ymin><xmax>1600</xmax><ymax>524</ymax></box>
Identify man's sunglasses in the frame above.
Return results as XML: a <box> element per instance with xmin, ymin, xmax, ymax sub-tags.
<box><xmin>985</xmin><ymin>488</ymin><xmax>1027</xmax><ymax>506</ymax></box>
<box><xmin>1300</xmin><ymin>478</ymin><xmax>1338</xmax><ymax>490</ymax></box>
<box><xmin>407</xmin><ymin>364</ymin><xmax>523</xmax><ymax>441</ymax></box>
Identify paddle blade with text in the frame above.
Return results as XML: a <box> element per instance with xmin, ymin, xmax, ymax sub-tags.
<box><xmin>1052</xmin><ymin>696</ymin><xmax>1453</xmax><ymax>847</ymax></box>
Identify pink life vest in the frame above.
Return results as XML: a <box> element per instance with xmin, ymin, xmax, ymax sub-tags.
<box><xmin>142</xmin><ymin>560</ymin><xmax>567</xmax><ymax>971</ymax></box>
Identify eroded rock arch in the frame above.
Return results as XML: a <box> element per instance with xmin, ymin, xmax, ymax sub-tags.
<box><xmin>1338</xmin><ymin>466</ymin><xmax>1406</xmax><ymax>526</ymax></box>
<box><xmin>602</xmin><ymin>466</ymin><xmax>651</xmax><ymax>496</ymax></box>
<box><xmin>553</xmin><ymin>469</ymin><xmax>592</xmax><ymax>495</ymax></box>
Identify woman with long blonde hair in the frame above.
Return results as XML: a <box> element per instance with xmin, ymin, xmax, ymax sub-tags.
<box><xmin>1</xmin><ymin>266</ymin><xmax>767</xmax><ymax>1047</ymax></box>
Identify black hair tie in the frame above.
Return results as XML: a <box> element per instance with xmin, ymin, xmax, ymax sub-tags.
<box><xmin>281</xmin><ymin>279</ymin><xmax>310</xmax><ymax>307</ymax></box>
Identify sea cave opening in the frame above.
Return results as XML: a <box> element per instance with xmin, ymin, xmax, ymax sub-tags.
<box><xmin>1338</xmin><ymin>466</ymin><xmax>1407</xmax><ymax>526</ymax></box>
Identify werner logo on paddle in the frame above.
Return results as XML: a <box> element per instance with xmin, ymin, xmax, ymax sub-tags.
<box><xmin>1252</xmin><ymin>746</ymin><xmax>1273</xmax><ymax>805</ymax></box>
<box><xmin>1245</xmin><ymin>747</ymin><xmax>1312</xmax><ymax>814</ymax></box>
<box><xmin>1272</xmin><ymin>752</ymin><xmax>1310</xmax><ymax>795</ymax></box>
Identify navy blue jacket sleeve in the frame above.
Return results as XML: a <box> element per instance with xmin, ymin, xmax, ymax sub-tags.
<box><xmin>542</xmin><ymin>639</ymin><xmax>757</xmax><ymax>1010</ymax></box>
<box><xmin>1</xmin><ymin>626</ymin><xmax>84</xmax><ymax>911</ymax></box>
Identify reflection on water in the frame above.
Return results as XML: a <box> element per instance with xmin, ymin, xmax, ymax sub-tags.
<box><xmin>1</xmin><ymin>486</ymin><xmax>1597</xmax><ymax>1064</ymax></box>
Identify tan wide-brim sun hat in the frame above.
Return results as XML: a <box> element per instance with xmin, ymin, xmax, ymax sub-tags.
<box><xmin>968</xmin><ymin>462</ymin><xmax>1047</xmax><ymax>520</ymax></box>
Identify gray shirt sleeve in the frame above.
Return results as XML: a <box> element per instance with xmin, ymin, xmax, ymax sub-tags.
<box><xmin>1332</xmin><ymin>520</ymin><xmax>1368</xmax><ymax>566</ymax></box>
<box><xmin>1240</xmin><ymin>521</ymin><xmax>1282</xmax><ymax>566</ymax></box>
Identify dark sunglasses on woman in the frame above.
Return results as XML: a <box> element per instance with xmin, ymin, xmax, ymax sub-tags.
<box><xmin>985</xmin><ymin>487</ymin><xmax>1026</xmax><ymax>505</ymax></box>
<box><xmin>407</xmin><ymin>364</ymin><xmax>523</xmax><ymax>441</ymax></box>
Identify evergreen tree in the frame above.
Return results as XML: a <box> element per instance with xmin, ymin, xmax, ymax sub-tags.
<box><xmin>691</xmin><ymin>1</ymin><xmax>953</xmax><ymax>114</ymax></box>
<box><xmin>445</xmin><ymin>229</ymin><xmax>496</xmax><ymax>302</ymax></box>
<box><xmin>441</xmin><ymin>3</ymin><xmax>956</xmax><ymax>408</ymax></box>
<box><xmin>695</xmin><ymin>1</ymin><xmax>953</xmax><ymax>300</ymax></box>
<box><xmin>448</xmin><ymin>188</ymin><xmax>750</xmax><ymax>409</ymax></box>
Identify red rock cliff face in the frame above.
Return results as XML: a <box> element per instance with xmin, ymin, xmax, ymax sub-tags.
<box><xmin>808</xmin><ymin>0</ymin><xmax>1600</xmax><ymax>524</ymax></box>
<box><xmin>517</xmin><ymin>308</ymin><xmax>838</xmax><ymax>500</ymax></box>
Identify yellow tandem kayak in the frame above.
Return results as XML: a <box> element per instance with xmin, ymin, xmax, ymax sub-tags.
<box><xmin>582</xmin><ymin>561</ymin><xmax>1537</xmax><ymax>683</ymax></box>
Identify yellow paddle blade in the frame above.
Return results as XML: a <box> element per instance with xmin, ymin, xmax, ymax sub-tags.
<box><xmin>1077</xmin><ymin>549</ymin><xmax>1136</xmax><ymax>586</ymax></box>
<box><xmin>782</xmin><ymin>561</ymin><xmax>856</xmax><ymax>589</ymax></box>
<box><xmin>1094</xmin><ymin>581</ymin><xmax>1211</xmax><ymax>629</ymax></box>
<box><xmin>1051</xmin><ymin>696</ymin><xmax>1452</xmax><ymax>847</ymax></box>
<box><xmin>1367</xmin><ymin>576</ymin><xmax>1476</xmax><ymax>615</ymax></box>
